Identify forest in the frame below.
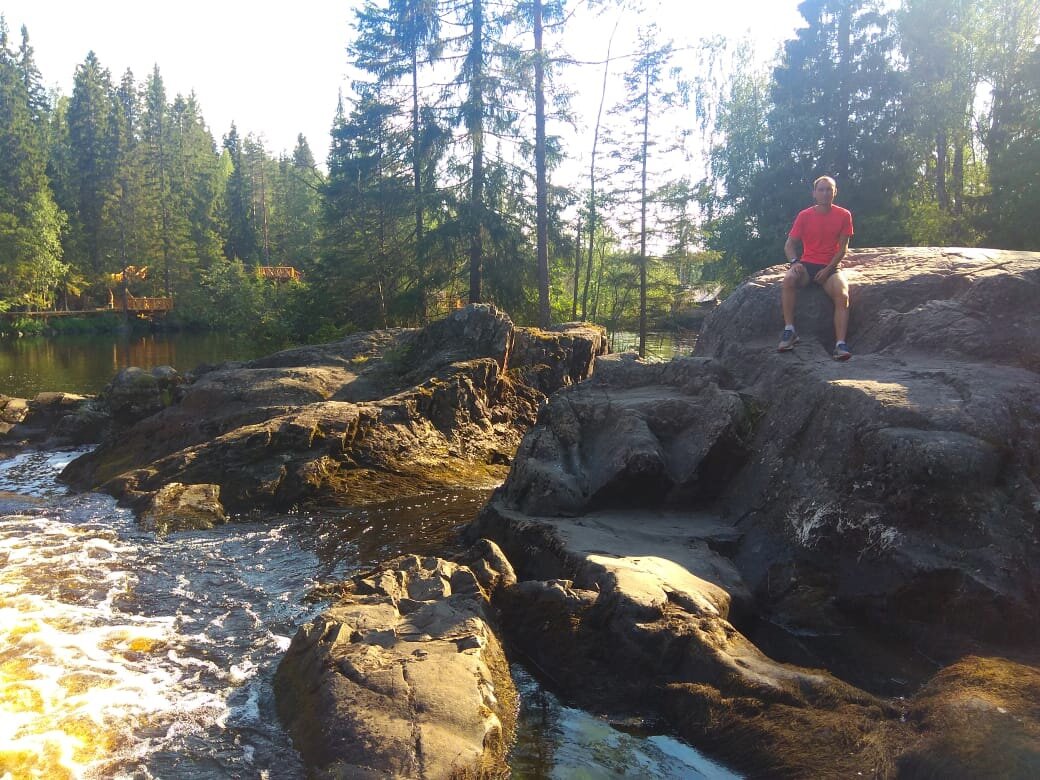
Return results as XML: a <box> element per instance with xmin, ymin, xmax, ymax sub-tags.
<box><xmin>0</xmin><ymin>0</ymin><xmax>1037</xmax><ymax>348</ymax></box>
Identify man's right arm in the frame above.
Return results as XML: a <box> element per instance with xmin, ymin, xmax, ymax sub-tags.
<box><xmin>784</xmin><ymin>235</ymin><xmax>799</xmax><ymax>263</ymax></box>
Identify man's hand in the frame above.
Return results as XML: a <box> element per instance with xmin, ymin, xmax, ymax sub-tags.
<box><xmin>813</xmin><ymin>266</ymin><xmax>833</xmax><ymax>284</ymax></box>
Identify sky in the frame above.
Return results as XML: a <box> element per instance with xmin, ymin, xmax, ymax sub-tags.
<box><xmin>2</xmin><ymin>0</ymin><xmax>807</xmax><ymax>174</ymax></box>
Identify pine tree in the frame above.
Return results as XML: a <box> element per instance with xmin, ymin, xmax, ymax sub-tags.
<box><xmin>352</xmin><ymin>0</ymin><xmax>443</xmax><ymax>319</ymax></box>
<box><xmin>0</xmin><ymin>17</ymin><xmax>67</xmax><ymax>310</ymax></box>
<box><xmin>67</xmin><ymin>51</ymin><xmax>117</xmax><ymax>275</ymax></box>
<box><xmin>611</xmin><ymin>25</ymin><xmax>683</xmax><ymax>356</ymax></box>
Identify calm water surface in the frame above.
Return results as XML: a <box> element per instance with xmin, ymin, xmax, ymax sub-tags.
<box><xmin>607</xmin><ymin>331</ymin><xmax>696</xmax><ymax>360</ymax></box>
<box><xmin>0</xmin><ymin>333</ymin><xmax>276</xmax><ymax>398</ymax></box>
<box><xmin>0</xmin><ymin>331</ymin><xmax>697</xmax><ymax>399</ymax></box>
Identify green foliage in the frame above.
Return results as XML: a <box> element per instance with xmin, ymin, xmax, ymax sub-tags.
<box><xmin>1</xmin><ymin>2</ymin><xmax>1037</xmax><ymax>344</ymax></box>
<box><xmin>0</xmin><ymin>316</ymin><xmax>45</xmax><ymax>336</ymax></box>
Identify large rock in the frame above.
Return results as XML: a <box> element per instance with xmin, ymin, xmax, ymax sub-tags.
<box><xmin>691</xmin><ymin>248</ymin><xmax>1040</xmax><ymax>652</ymax></box>
<box><xmin>0</xmin><ymin>391</ymin><xmax>95</xmax><ymax>447</ymax></box>
<box><xmin>100</xmin><ymin>365</ymin><xmax>184</xmax><ymax>425</ymax></box>
<box><xmin>275</xmin><ymin>547</ymin><xmax>517</xmax><ymax>778</ymax></box>
<box><xmin>463</xmin><ymin>248</ymin><xmax>1040</xmax><ymax>776</ymax></box>
<box><xmin>60</xmin><ymin>305</ymin><xmax>606</xmax><ymax>514</ymax></box>
<box><xmin>467</xmin><ymin>502</ymin><xmax>909</xmax><ymax>777</ymax></box>
<box><xmin>137</xmin><ymin>482</ymin><xmax>227</xmax><ymax>535</ymax></box>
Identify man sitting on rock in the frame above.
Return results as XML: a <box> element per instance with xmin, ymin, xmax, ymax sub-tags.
<box><xmin>778</xmin><ymin>175</ymin><xmax>854</xmax><ymax>361</ymax></box>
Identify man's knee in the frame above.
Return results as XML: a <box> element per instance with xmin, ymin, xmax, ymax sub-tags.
<box><xmin>826</xmin><ymin>276</ymin><xmax>849</xmax><ymax>307</ymax></box>
<box><xmin>783</xmin><ymin>265</ymin><xmax>805</xmax><ymax>289</ymax></box>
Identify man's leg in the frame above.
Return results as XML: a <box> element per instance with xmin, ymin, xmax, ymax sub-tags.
<box><xmin>782</xmin><ymin>262</ymin><xmax>809</xmax><ymax>327</ymax></box>
<box><xmin>823</xmin><ymin>270</ymin><xmax>850</xmax><ymax>343</ymax></box>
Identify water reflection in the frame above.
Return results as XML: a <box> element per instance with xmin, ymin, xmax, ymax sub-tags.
<box><xmin>0</xmin><ymin>333</ymin><xmax>273</xmax><ymax>398</ymax></box>
<box><xmin>607</xmin><ymin>331</ymin><xmax>697</xmax><ymax>361</ymax></box>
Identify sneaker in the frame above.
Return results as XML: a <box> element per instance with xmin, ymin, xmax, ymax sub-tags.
<box><xmin>832</xmin><ymin>341</ymin><xmax>851</xmax><ymax>361</ymax></box>
<box><xmin>778</xmin><ymin>328</ymin><xmax>799</xmax><ymax>352</ymax></box>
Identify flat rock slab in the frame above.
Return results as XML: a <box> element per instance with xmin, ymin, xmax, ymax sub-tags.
<box><xmin>275</xmin><ymin>550</ymin><xmax>517</xmax><ymax>778</ymax></box>
<box><xmin>469</xmin><ymin>502</ymin><xmax>750</xmax><ymax>616</ymax></box>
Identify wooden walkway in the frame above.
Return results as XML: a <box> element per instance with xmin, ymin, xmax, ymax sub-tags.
<box><xmin>2</xmin><ymin>295</ymin><xmax>173</xmax><ymax>320</ymax></box>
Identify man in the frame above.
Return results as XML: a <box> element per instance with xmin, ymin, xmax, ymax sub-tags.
<box><xmin>778</xmin><ymin>175</ymin><xmax>853</xmax><ymax>361</ymax></box>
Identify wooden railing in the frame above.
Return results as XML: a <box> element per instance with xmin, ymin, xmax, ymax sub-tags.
<box><xmin>123</xmin><ymin>294</ymin><xmax>173</xmax><ymax>312</ymax></box>
<box><xmin>258</xmin><ymin>266</ymin><xmax>302</xmax><ymax>281</ymax></box>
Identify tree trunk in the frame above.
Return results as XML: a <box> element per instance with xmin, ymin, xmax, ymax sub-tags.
<box><xmin>952</xmin><ymin>135</ymin><xmax>964</xmax><ymax>216</ymax></box>
<box><xmin>936</xmin><ymin>129</ymin><xmax>949</xmax><ymax>212</ymax></box>
<box><xmin>834</xmin><ymin>3</ymin><xmax>852</xmax><ymax>182</ymax></box>
<box><xmin>638</xmin><ymin>65</ymin><xmax>650</xmax><ymax>359</ymax></box>
<box><xmin>467</xmin><ymin>0</ymin><xmax>485</xmax><ymax>304</ymax></box>
<box><xmin>534</xmin><ymin>0</ymin><xmax>550</xmax><ymax>328</ymax></box>
<box><xmin>572</xmin><ymin>218</ymin><xmax>582</xmax><ymax>320</ymax></box>
<box><xmin>158</xmin><ymin>116</ymin><xmax>171</xmax><ymax>298</ymax></box>
<box><xmin>412</xmin><ymin>46</ymin><xmax>426</xmax><ymax>322</ymax></box>
<box><xmin>259</xmin><ymin>155</ymin><xmax>270</xmax><ymax>265</ymax></box>
<box><xmin>582</xmin><ymin>20</ymin><xmax>617</xmax><ymax>321</ymax></box>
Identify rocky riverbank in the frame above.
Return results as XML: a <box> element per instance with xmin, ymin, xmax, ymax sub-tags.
<box><xmin>51</xmin><ymin>305</ymin><xmax>605</xmax><ymax>528</ymax></box>
<box><xmin>5</xmin><ymin>250</ymin><xmax>1039</xmax><ymax>777</ymax></box>
<box><xmin>281</xmin><ymin>247</ymin><xmax>1039</xmax><ymax>777</ymax></box>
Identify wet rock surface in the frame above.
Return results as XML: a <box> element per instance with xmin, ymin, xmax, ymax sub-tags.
<box><xmin>0</xmin><ymin>365</ymin><xmax>185</xmax><ymax>451</ymax></box>
<box><xmin>58</xmin><ymin>305</ymin><xmax>606</xmax><ymax>516</ymax></box>
<box><xmin>0</xmin><ymin>391</ymin><xmax>93</xmax><ymax>447</ymax></box>
<box><xmin>464</xmin><ymin>248</ymin><xmax>1040</xmax><ymax>777</ymax></box>
<box><xmin>137</xmin><ymin>482</ymin><xmax>227</xmax><ymax>535</ymax></box>
<box><xmin>275</xmin><ymin>546</ymin><xmax>517</xmax><ymax>778</ymax></box>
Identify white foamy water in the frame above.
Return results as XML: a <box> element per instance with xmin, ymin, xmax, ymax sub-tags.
<box><xmin>0</xmin><ymin>450</ymin><xmax>326</xmax><ymax>779</ymax></box>
<box><xmin>0</xmin><ymin>448</ymin><xmax>740</xmax><ymax>779</ymax></box>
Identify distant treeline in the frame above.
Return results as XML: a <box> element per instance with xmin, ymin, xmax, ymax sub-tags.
<box><xmin>0</xmin><ymin>0</ymin><xmax>1037</xmax><ymax>343</ymax></box>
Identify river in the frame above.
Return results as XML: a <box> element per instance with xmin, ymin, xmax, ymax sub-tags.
<box><xmin>0</xmin><ymin>333</ymin><xmax>736</xmax><ymax>778</ymax></box>
<box><xmin>0</xmin><ymin>330</ymin><xmax>693</xmax><ymax>399</ymax></box>
<box><xmin>0</xmin><ymin>333</ymin><xmax>274</xmax><ymax>398</ymax></box>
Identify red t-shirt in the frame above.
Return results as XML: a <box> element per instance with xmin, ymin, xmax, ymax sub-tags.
<box><xmin>789</xmin><ymin>205</ymin><xmax>854</xmax><ymax>265</ymax></box>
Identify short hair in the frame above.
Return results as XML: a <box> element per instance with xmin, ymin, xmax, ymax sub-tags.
<box><xmin>813</xmin><ymin>175</ymin><xmax>837</xmax><ymax>191</ymax></box>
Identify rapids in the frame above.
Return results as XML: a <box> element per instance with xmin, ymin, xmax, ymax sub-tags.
<box><xmin>0</xmin><ymin>449</ymin><xmax>736</xmax><ymax>779</ymax></box>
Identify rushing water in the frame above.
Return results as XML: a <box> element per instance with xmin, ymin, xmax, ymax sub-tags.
<box><xmin>0</xmin><ymin>328</ymin><xmax>738</xmax><ymax>778</ymax></box>
<box><xmin>0</xmin><ymin>455</ymin><xmax>737</xmax><ymax>779</ymax></box>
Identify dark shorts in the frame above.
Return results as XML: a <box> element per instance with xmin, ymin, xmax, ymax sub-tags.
<box><xmin>796</xmin><ymin>261</ymin><xmax>829</xmax><ymax>282</ymax></box>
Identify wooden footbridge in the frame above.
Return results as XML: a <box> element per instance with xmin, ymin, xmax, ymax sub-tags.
<box><xmin>1</xmin><ymin>293</ymin><xmax>174</xmax><ymax>321</ymax></box>
<box><xmin>2</xmin><ymin>264</ymin><xmax>300</xmax><ymax>323</ymax></box>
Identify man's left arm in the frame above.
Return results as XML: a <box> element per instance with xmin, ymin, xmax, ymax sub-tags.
<box><xmin>815</xmin><ymin>234</ymin><xmax>851</xmax><ymax>283</ymax></box>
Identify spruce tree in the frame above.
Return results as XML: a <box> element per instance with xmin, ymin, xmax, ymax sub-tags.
<box><xmin>351</xmin><ymin>0</ymin><xmax>443</xmax><ymax>319</ymax></box>
<box><xmin>611</xmin><ymin>26</ymin><xmax>683</xmax><ymax>356</ymax></box>
<box><xmin>0</xmin><ymin>17</ymin><xmax>67</xmax><ymax>310</ymax></box>
<box><xmin>68</xmin><ymin>51</ymin><xmax>118</xmax><ymax>275</ymax></box>
<box><xmin>756</xmin><ymin>0</ymin><xmax>912</xmax><ymax>257</ymax></box>
<box><xmin>222</xmin><ymin>123</ymin><xmax>257</xmax><ymax>264</ymax></box>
